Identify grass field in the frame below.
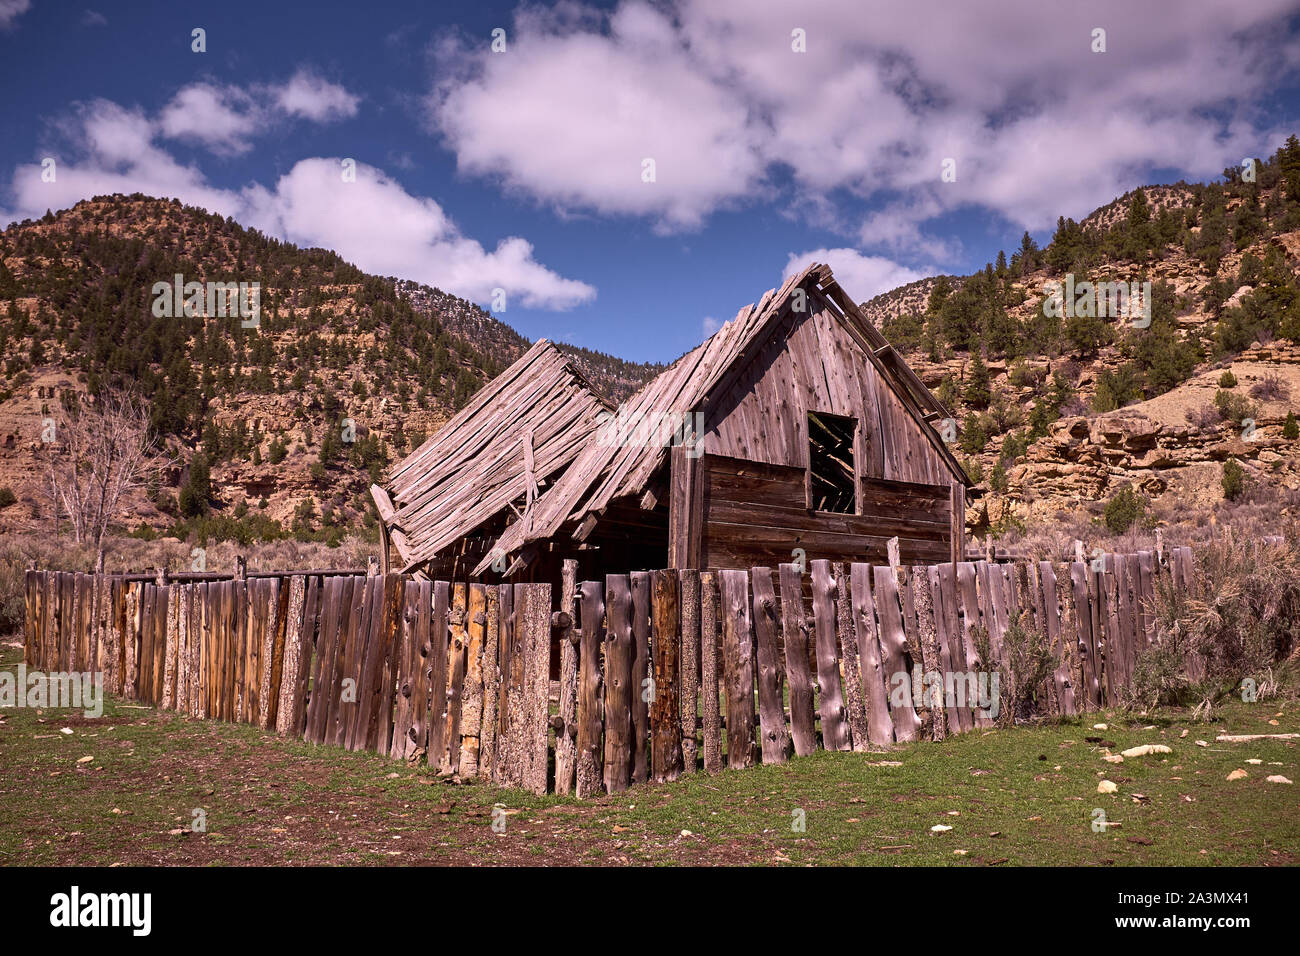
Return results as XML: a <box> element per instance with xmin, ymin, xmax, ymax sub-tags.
<box><xmin>2</xmin><ymin>642</ymin><xmax>1297</xmax><ymax>866</ymax></box>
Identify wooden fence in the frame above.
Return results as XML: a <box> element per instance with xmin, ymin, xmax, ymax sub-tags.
<box><xmin>24</xmin><ymin>545</ymin><xmax>1207</xmax><ymax>798</ymax></box>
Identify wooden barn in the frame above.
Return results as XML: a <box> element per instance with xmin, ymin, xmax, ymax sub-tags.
<box><xmin>371</xmin><ymin>262</ymin><xmax>970</xmax><ymax>582</ymax></box>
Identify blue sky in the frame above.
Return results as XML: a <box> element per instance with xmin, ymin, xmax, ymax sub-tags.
<box><xmin>3</xmin><ymin>0</ymin><xmax>1300</xmax><ymax>363</ymax></box>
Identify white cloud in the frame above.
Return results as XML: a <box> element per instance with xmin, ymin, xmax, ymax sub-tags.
<box><xmin>273</xmin><ymin>70</ymin><xmax>360</xmax><ymax>122</ymax></box>
<box><xmin>249</xmin><ymin>158</ymin><xmax>594</xmax><ymax>309</ymax></box>
<box><xmin>3</xmin><ymin>96</ymin><xmax>594</xmax><ymax>311</ymax></box>
<box><xmin>432</xmin><ymin>3</ymin><xmax>764</xmax><ymax>229</ymax></box>
<box><xmin>701</xmin><ymin>315</ymin><xmax>723</xmax><ymax>337</ymax></box>
<box><xmin>81</xmin><ymin>9</ymin><xmax>107</xmax><ymax>27</ymax></box>
<box><xmin>429</xmin><ymin>0</ymin><xmax>1300</xmax><ymax>250</ymax></box>
<box><xmin>158</xmin><ymin>84</ymin><xmax>260</xmax><ymax>155</ymax></box>
<box><xmin>784</xmin><ymin>248</ymin><xmax>927</xmax><ymax>303</ymax></box>
<box><xmin>0</xmin><ymin>0</ymin><xmax>30</xmax><ymax>30</ymax></box>
<box><xmin>157</xmin><ymin>72</ymin><xmax>359</xmax><ymax>155</ymax></box>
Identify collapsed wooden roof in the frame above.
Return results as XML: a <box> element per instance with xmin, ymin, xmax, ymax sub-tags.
<box><xmin>466</xmin><ymin>262</ymin><xmax>966</xmax><ymax>575</ymax></box>
<box><xmin>371</xmin><ymin>339</ymin><xmax>612</xmax><ymax>572</ymax></box>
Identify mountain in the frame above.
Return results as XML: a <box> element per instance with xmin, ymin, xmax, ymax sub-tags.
<box><xmin>0</xmin><ymin>194</ymin><xmax>660</xmax><ymax>545</ymax></box>
<box><xmin>394</xmin><ymin>279</ymin><xmax>663</xmax><ymax>403</ymax></box>
<box><xmin>7</xmin><ymin>137</ymin><xmax>1300</xmax><ymax>556</ymax></box>
<box><xmin>858</xmin><ymin>138</ymin><xmax>1300</xmax><ymax>540</ymax></box>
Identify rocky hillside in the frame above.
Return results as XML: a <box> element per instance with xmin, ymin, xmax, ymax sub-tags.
<box><xmin>859</xmin><ymin>139</ymin><xmax>1300</xmax><ymax>538</ymax></box>
<box><xmin>0</xmin><ymin>195</ymin><xmax>659</xmax><ymax>547</ymax></box>
<box><xmin>395</xmin><ymin>280</ymin><xmax>661</xmax><ymax>403</ymax></box>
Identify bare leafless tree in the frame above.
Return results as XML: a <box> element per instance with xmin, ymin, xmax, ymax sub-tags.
<box><xmin>42</xmin><ymin>389</ymin><xmax>170</xmax><ymax>571</ymax></box>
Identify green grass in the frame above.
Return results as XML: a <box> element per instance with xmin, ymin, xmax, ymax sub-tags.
<box><xmin>1</xmin><ymin>642</ymin><xmax>1297</xmax><ymax>866</ymax></box>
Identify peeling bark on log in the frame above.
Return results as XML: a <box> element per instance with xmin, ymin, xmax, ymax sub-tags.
<box><xmin>834</xmin><ymin>563</ymin><xmax>870</xmax><ymax>751</ymax></box>
<box><xmin>678</xmin><ymin>569</ymin><xmax>700</xmax><ymax>775</ymax></box>
<box><xmin>700</xmin><ymin>571</ymin><xmax>722</xmax><ymax>773</ymax></box>
<box><xmin>910</xmin><ymin>566</ymin><xmax>945</xmax><ymax>741</ymax></box>
<box><xmin>478</xmin><ymin>585</ymin><xmax>501</xmax><ymax>777</ymax></box>
<box><xmin>457</xmin><ymin>584</ymin><xmax>487</xmax><ymax>776</ymax></box>
<box><xmin>162</xmin><ymin>583</ymin><xmax>179</xmax><ymax>711</ymax></box>
<box><xmin>553</xmin><ymin>560</ymin><xmax>579</xmax><ymax>794</ymax></box>
<box><xmin>276</xmin><ymin>576</ymin><xmax>308</xmax><ymax>735</ymax></box>
<box><xmin>442</xmin><ymin>582</ymin><xmax>468</xmax><ymax>772</ymax></box>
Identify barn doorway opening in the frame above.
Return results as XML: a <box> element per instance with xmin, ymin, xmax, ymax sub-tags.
<box><xmin>807</xmin><ymin>411</ymin><xmax>857</xmax><ymax>514</ymax></box>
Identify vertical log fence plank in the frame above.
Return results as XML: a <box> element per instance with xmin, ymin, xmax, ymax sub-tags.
<box><xmin>750</xmin><ymin>568</ymin><xmax>790</xmax><ymax>764</ymax></box>
<box><xmin>553</xmin><ymin>560</ymin><xmax>579</xmax><ymax>794</ymax></box>
<box><xmin>138</xmin><ymin>582</ymin><xmax>155</xmax><ymax>704</ymax></box>
<box><xmin>360</xmin><ymin>573</ymin><xmax>395</xmax><ymax>751</ymax></box>
<box><xmin>46</xmin><ymin>574</ymin><xmax>61</xmax><ymax>675</ymax></box>
<box><xmin>1039</xmin><ymin>563</ymin><xmax>1074</xmax><ymax>716</ymax></box>
<box><xmin>74</xmin><ymin>573</ymin><xmax>89</xmax><ymax>673</ymax></box>
<box><xmin>90</xmin><ymin>574</ymin><xmax>105</xmax><ymax>676</ymax></box>
<box><xmin>305</xmin><ymin>577</ymin><xmax>339</xmax><ymax>743</ymax></box>
<box><xmin>162</xmin><ymin>583</ymin><xmax>179</xmax><ymax>710</ymax></box>
<box><xmin>872</xmin><ymin>565</ymin><xmax>921</xmax><ymax>741</ymax></box>
<box><xmin>576</xmin><ymin>580</ymin><xmax>606</xmax><ymax>798</ymax></box>
<box><xmin>457</xmin><ymin>583</ymin><xmax>487</xmax><ymax>775</ymax></box>
<box><xmin>810</xmin><ymin>560</ymin><xmax>851</xmax><ymax>751</ymax></box>
<box><xmin>1136</xmin><ymin>550</ymin><xmax>1155</xmax><ymax>653</ymax></box>
<box><xmin>23</xmin><ymin>571</ymin><xmax>37</xmax><ymax>667</ymax></box>
<box><xmin>478</xmin><ymin>584</ymin><xmax>501</xmax><ymax>778</ymax></box>
<box><xmin>940</xmin><ymin>563</ymin><xmax>974</xmax><ymax>732</ymax></box>
<box><xmin>1099</xmin><ymin>564</ymin><xmax>1121</xmax><ymax>706</ymax></box>
<box><xmin>441</xmin><ymin>582</ymin><xmax>468</xmax><ymax>773</ymax></box>
<box><xmin>520</xmin><ymin>584</ymin><xmax>552</xmax><ymax>795</ymax></box>
<box><xmin>700</xmin><ymin>571</ymin><xmax>723</xmax><ymax>773</ymax></box>
<box><xmin>104</xmin><ymin>578</ymin><xmax>122</xmax><ymax>696</ymax></box>
<box><xmin>927</xmin><ymin>565</ymin><xmax>963</xmax><ymax>735</ymax></box>
<box><xmin>257</xmin><ymin>579</ymin><xmax>283</xmax><ymax>729</ymax></box>
<box><xmin>603</xmin><ymin>574</ymin><xmax>634</xmax><ymax>793</ymax></box>
<box><xmin>911</xmin><ymin>566</ymin><xmax>946</xmax><ymax>741</ymax></box>
<box><xmin>427</xmin><ymin>582</ymin><xmax>450</xmax><ymax>771</ymax></box>
<box><xmin>321</xmin><ymin>575</ymin><xmax>355</xmax><ymax>743</ymax></box>
<box><xmin>1113</xmin><ymin>555</ymin><xmax>1135</xmax><ymax>693</ymax></box>
<box><xmin>176</xmin><ymin>584</ymin><xmax>192</xmax><ymax>715</ymax></box>
<box><xmin>276</xmin><ymin>576</ymin><xmax>308</xmax><ymax>735</ymax></box>
<box><xmin>779</xmin><ymin>563</ymin><xmax>817</xmax><ymax>756</ymax></box>
<box><xmin>834</xmin><ymin>563</ymin><xmax>870</xmax><ymax>751</ymax></box>
<box><xmin>335</xmin><ymin>575</ymin><xmax>371</xmax><ymax>749</ymax></box>
<box><xmin>650</xmin><ymin>569</ymin><xmax>684</xmax><ymax>782</ymax></box>
<box><xmin>678</xmin><ymin>569</ymin><xmax>700</xmax><ymax>775</ymax></box>
<box><xmin>629</xmin><ymin>572</ymin><xmax>652</xmax><ymax>786</ymax></box>
<box><xmin>1071</xmin><ymin>562</ymin><xmax>1100</xmax><ymax>709</ymax></box>
<box><xmin>719</xmin><ymin>569</ymin><xmax>756</xmax><ymax>768</ymax></box>
<box><xmin>850</xmin><ymin>564</ymin><xmax>895</xmax><ymax>745</ymax></box>
<box><xmin>492</xmin><ymin>584</ymin><xmax>518</xmax><ymax>785</ymax></box>
<box><xmin>502</xmin><ymin>583</ymin><xmax>529</xmax><ymax>787</ymax></box>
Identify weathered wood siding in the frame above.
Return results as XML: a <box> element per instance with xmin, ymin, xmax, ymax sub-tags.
<box><xmin>701</xmin><ymin>295</ymin><xmax>954</xmax><ymax>486</ymax></box>
<box><xmin>699</xmin><ymin>453</ymin><xmax>952</xmax><ymax>569</ymax></box>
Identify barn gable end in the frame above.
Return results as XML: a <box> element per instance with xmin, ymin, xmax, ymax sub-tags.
<box><xmin>376</xmin><ymin>263</ymin><xmax>968</xmax><ymax>580</ymax></box>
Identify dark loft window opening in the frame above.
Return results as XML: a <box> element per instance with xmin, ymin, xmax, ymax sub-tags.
<box><xmin>808</xmin><ymin>411</ymin><xmax>857</xmax><ymax>514</ymax></box>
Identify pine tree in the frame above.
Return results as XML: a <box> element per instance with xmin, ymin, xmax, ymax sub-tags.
<box><xmin>1127</xmin><ymin>188</ymin><xmax>1150</xmax><ymax>226</ymax></box>
<box><xmin>963</xmin><ymin>353</ymin><xmax>992</xmax><ymax>408</ymax></box>
<box><xmin>1279</xmin><ymin>134</ymin><xmax>1300</xmax><ymax>204</ymax></box>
